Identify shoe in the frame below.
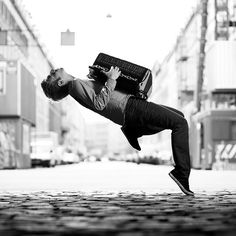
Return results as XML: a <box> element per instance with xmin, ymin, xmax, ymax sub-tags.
<box><xmin>169</xmin><ymin>170</ymin><xmax>194</xmax><ymax>196</ymax></box>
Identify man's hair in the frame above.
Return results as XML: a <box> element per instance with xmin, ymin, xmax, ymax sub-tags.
<box><xmin>41</xmin><ymin>76</ymin><xmax>69</xmax><ymax>101</ymax></box>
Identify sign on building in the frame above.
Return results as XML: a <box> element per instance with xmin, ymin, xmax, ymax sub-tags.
<box><xmin>61</xmin><ymin>29</ymin><xmax>75</xmax><ymax>46</ymax></box>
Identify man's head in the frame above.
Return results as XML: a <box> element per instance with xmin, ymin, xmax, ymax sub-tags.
<box><xmin>41</xmin><ymin>68</ymin><xmax>73</xmax><ymax>101</ymax></box>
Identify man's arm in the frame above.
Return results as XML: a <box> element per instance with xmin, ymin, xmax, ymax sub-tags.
<box><xmin>94</xmin><ymin>78</ymin><xmax>117</xmax><ymax>110</ymax></box>
<box><xmin>69</xmin><ymin>66</ymin><xmax>121</xmax><ymax>111</ymax></box>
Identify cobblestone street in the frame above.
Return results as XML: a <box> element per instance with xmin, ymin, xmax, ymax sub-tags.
<box><xmin>0</xmin><ymin>162</ymin><xmax>236</xmax><ymax>235</ymax></box>
<box><xmin>0</xmin><ymin>191</ymin><xmax>236</xmax><ymax>235</ymax></box>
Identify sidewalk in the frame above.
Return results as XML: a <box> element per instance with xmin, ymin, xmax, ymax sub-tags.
<box><xmin>0</xmin><ymin>162</ymin><xmax>236</xmax><ymax>235</ymax></box>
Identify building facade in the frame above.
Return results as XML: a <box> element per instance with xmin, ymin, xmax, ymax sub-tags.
<box><xmin>0</xmin><ymin>0</ymin><xmax>61</xmax><ymax>168</ymax></box>
<box><xmin>85</xmin><ymin>121</ymin><xmax>130</xmax><ymax>158</ymax></box>
<box><xmin>61</xmin><ymin>98</ymin><xmax>86</xmax><ymax>156</ymax></box>
<box><xmin>152</xmin><ymin>0</ymin><xmax>236</xmax><ymax>170</ymax></box>
<box><xmin>85</xmin><ymin>122</ymin><xmax>110</xmax><ymax>156</ymax></box>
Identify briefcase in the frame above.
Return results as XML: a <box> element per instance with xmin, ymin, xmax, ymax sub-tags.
<box><xmin>89</xmin><ymin>53</ymin><xmax>152</xmax><ymax>100</ymax></box>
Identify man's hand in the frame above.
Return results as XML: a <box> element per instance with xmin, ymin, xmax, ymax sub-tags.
<box><xmin>102</xmin><ymin>66</ymin><xmax>121</xmax><ymax>80</ymax></box>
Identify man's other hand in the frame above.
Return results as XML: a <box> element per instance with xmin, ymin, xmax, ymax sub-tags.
<box><xmin>102</xmin><ymin>66</ymin><xmax>121</xmax><ymax>80</ymax></box>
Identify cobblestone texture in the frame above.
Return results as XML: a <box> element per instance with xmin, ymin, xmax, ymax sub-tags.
<box><xmin>0</xmin><ymin>191</ymin><xmax>236</xmax><ymax>235</ymax></box>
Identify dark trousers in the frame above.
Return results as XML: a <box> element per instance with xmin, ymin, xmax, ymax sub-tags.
<box><xmin>125</xmin><ymin>97</ymin><xmax>191</xmax><ymax>178</ymax></box>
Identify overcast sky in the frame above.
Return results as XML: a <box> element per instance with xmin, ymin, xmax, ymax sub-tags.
<box><xmin>22</xmin><ymin>0</ymin><xmax>197</xmax><ymax>123</ymax></box>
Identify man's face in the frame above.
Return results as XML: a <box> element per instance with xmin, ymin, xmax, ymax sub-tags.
<box><xmin>46</xmin><ymin>68</ymin><xmax>69</xmax><ymax>86</ymax></box>
<box><xmin>46</xmin><ymin>69</ymin><xmax>58</xmax><ymax>83</ymax></box>
<box><xmin>42</xmin><ymin>68</ymin><xmax>70</xmax><ymax>101</ymax></box>
<box><xmin>48</xmin><ymin>68</ymin><xmax>74</xmax><ymax>87</ymax></box>
<box><xmin>48</xmin><ymin>68</ymin><xmax>62</xmax><ymax>80</ymax></box>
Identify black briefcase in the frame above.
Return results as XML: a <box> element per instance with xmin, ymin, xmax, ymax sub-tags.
<box><xmin>89</xmin><ymin>53</ymin><xmax>152</xmax><ymax>100</ymax></box>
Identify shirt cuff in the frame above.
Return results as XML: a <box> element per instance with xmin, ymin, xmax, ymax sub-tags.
<box><xmin>105</xmin><ymin>78</ymin><xmax>117</xmax><ymax>91</ymax></box>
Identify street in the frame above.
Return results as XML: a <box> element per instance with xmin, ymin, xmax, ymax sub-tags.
<box><xmin>1</xmin><ymin>0</ymin><xmax>236</xmax><ymax>235</ymax></box>
<box><xmin>0</xmin><ymin>162</ymin><xmax>236</xmax><ymax>235</ymax></box>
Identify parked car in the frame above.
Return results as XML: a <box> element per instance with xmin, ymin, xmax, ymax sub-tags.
<box><xmin>30</xmin><ymin>132</ymin><xmax>59</xmax><ymax>167</ymax></box>
<box><xmin>62</xmin><ymin>151</ymin><xmax>79</xmax><ymax>164</ymax></box>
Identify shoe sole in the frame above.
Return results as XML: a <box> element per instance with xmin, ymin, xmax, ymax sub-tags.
<box><xmin>169</xmin><ymin>172</ymin><xmax>194</xmax><ymax>196</ymax></box>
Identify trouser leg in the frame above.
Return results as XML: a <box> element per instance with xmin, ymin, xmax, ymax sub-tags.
<box><xmin>160</xmin><ymin>105</ymin><xmax>185</xmax><ymax>118</ymax></box>
<box><xmin>126</xmin><ymin>99</ymin><xmax>191</xmax><ymax>178</ymax></box>
<box><xmin>136</xmin><ymin>104</ymin><xmax>185</xmax><ymax>136</ymax></box>
<box><xmin>148</xmin><ymin>103</ymin><xmax>191</xmax><ymax>178</ymax></box>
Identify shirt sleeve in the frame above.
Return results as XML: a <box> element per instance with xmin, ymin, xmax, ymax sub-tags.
<box><xmin>69</xmin><ymin>78</ymin><xmax>117</xmax><ymax>111</ymax></box>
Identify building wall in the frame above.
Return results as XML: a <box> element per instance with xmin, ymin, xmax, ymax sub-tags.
<box><xmin>85</xmin><ymin>121</ymin><xmax>130</xmax><ymax>156</ymax></box>
<box><xmin>0</xmin><ymin>0</ymin><xmax>51</xmax><ymax>130</ymax></box>
<box><xmin>107</xmin><ymin>122</ymin><xmax>130</xmax><ymax>154</ymax></box>
<box><xmin>229</xmin><ymin>0</ymin><xmax>236</xmax><ymax>39</ymax></box>
<box><xmin>0</xmin><ymin>61</ymin><xmax>19</xmax><ymax>116</ymax></box>
<box><xmin>20</xmin><ymin>62</ymin><xmax>36</xmax><ymax>124</ymax></box>
<box><xmin>49</xmin><ymin>102</ymin><xmax>62</xmax><ymax>143</ymax></box>
<box><xmin>61</xmin><ymin>98</ymin><xmax>86</xmax><ymax>154</ymax></box>
<box><xmin>0</xmin><ymin>0</ymin><xmax>63</xmax><ymax>168</ymax></box>
<box><xmin>85</xmin><ymin>122</ymin><xmax>109</xmax><ymax>156</ymax></box>
<box><xmin>205</xmin><ymin>41</ymin><xmax>236</xmax><ymax>91</ymax></box>
<box><xmin>152</xmin><ymin>0</ymin><xmax>236</xmax><ymax>168</ymax></box>
<box><xmin>150</xmin><ymin>49</ymin><xmax>181</xmax><ymax>154</ymax></box>
<box><xmin>0</xmin><ymin>0</ymin><xmax>62</xmax><ymax>134</ymax></box>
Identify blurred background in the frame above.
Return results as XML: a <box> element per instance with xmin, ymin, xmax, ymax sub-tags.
<box><xmin>0</xmin><ymin>0</ymin><xmax>236</xmax><ymax>171</ymax></box>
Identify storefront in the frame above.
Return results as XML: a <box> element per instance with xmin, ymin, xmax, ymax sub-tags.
<box><xmin>190</xmin><ymin>110</ymin><xmax>236</xmax><ymax>170</ymax></box>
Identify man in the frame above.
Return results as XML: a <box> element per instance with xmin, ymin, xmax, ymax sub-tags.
<box><xmin>41</xmin><ymin>67</ymin><xmax>194</xmax><ymax>196</ymax></box>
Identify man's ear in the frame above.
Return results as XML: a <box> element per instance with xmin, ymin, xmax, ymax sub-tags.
<box><xmin>57</xmin><ymin>79</ymin><xmax>66</xmax><ymax>87</ymax></box>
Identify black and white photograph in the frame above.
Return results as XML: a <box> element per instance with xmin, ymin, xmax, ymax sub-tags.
<box><xmin>0</xmin><ymin>0</ymin><xmax>236</xmax><ymax>235</ymax></box>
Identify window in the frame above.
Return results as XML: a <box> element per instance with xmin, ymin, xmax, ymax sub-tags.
<box><xmin>232</xmin><ymin>122</ymin><xmax>236</xmax><ymax>140</ymax></box>
<box><xmin>0</xmin><ymin>2</ymin><xmax>3</xmax><ymax>15</ymax></box>
<box><xmin>0</xmin><ymin>68</ymin><xmax>6</xmax><ymax>95</ymax></box>
<box><xmin>0</xmin><ymin>31</ymin><xmax>8</xmax><ymax>45</ymax></box>
<box><xmin>22</xmin><ymin>123</ymin><xmax>30</xmax><ymax>155</ymax></box>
